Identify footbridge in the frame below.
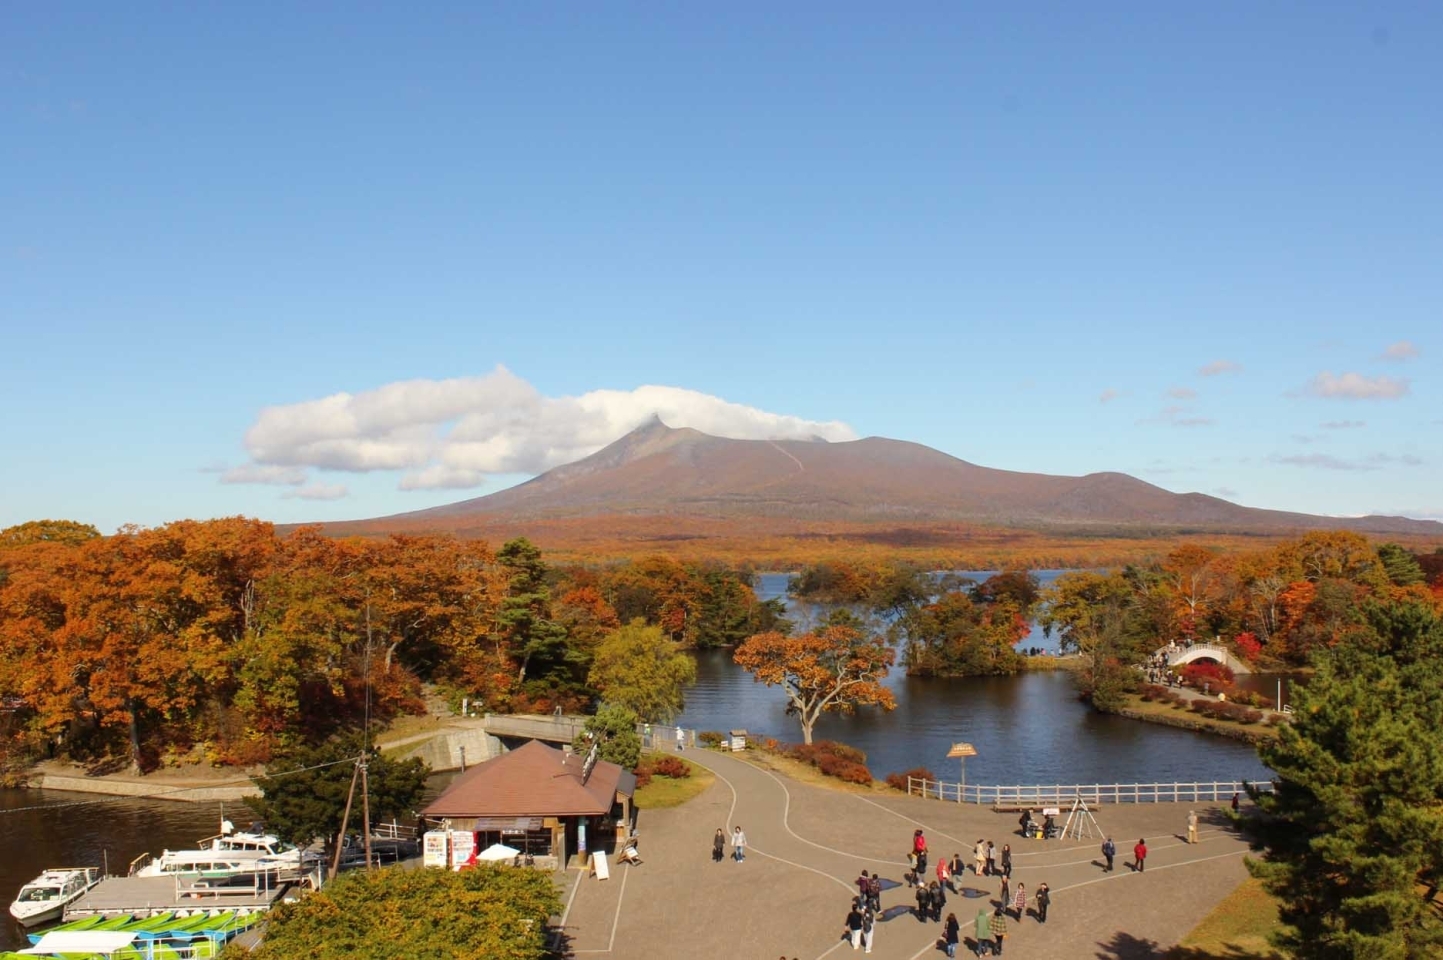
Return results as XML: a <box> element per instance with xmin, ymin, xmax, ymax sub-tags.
<box><xmin>1158</xmin><ymin>642</ymin><xmax>1251</xmax><ymax>674</ymax></box>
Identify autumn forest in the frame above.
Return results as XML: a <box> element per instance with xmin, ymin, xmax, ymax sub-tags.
<box><xmin>1</xmin><ymin>517</ymin><xmax>1440</xmax><ymax>775</ymax></box>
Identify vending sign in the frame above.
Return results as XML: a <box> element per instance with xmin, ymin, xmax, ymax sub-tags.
<box><xmin>449</xmin><ymin>830</ymin><xmax>476</xmax><ymax>870</ymax></box>
<box><xmin>423</xmin><ymin>831</ymin><xmax>449</xmax><ymax>869</ymax></box>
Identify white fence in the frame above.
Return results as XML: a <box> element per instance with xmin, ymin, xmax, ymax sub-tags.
<box><xmin>906</xmin><ymin>777</ymin><xmax>1273</xmax><ymax>805</ymax></box>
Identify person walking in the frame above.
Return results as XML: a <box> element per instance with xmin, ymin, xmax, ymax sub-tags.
<box><xmin>974</xmin><ymin>907</ymin><xmax>992</xmax><ymax>957</ymax></box>
<box><xmin>999</xmin><ymin>875</ymin><xmax>1010</xmax><ymax>913</ymax></box>
<box><xmin>906</xmin><ymin>850</ymin><xmax>918</xmax><ymax>887</ymax></box>
<box><xmin>857</xmin><ymin>870</ymin><xmax>871</xmax><ymax>902</ymax></box>
<box><xmin>986</xmin><ymin>841</ymin><xmax>998</xmax><ymax>877</ymax></box>
<box><xmin>973</xmin><ymin>839</ymin><xmax>987</xmax><ymax>876</ymax></box>
<box><xmin>914</xmin><ymin>829</ymin><xmax>929</xmax><ymax>875</ymax></box>
<box><xmin>732</xmin><ymin>825</ymin><xmax>746</xmax><ymax>863</ymax></box>
<box><xmin>713</xmin><ymin>828</ymin><xmax>726</xmax><ymax>863</ymax></box>
<box><xmin>1187</xmin><ymin>810</ymin><xmax>1199</xmax><ymax>844</ymax></box>
<box><xmin>676</xmin><ymin>726</ymin><xmax>686</xmax><ymax>751</ymax></box>
<box><xmin>951</xmin><ymin>851</ymin><xmax>965</xmax><ymax>881</ymax></box>
<box><xmin>846</xmin><ymin>900</ymin><xmax>864</xmax><ymax>950</ymax></box>
<box><xmin>867</xmin><ymin>872</ymin><xmax>882</xmax><ymax>913</ymax></box>
<box><xmin>991</xmin><ymin>906</ymin><xmax>1008</xmax><ymax>955</ymax></box>
<box><xmin>1000</xmin><ymin>844</ymin><xmax>1012</xmax><ymax>879</ymax></box>
<box><xmin>1231</xmin><ymin>792</ymin><xmax>1241</xmax><ymax>814</ymax></box>
<box><xmin>1012</xmin><ymin>881</ymin><xmax>1026</xmax><ymax>921</ymax></box>
<box><xmin>943</xmin><ymin>912</ymin><xmax>960</xmax><ymax>959</ymax></box>
<box><xmin>1133</xmin><ymin>838</ymin><xmax>1147</xmax><ymax>873</ymax></box>
<box><xmin>1101</xmin><ymin>837</ymin><xmax>1116</xmax><ymax>872</ymax></box>
<box><xmin>926</xmin><ymin>880</ymin><xmax>943</xmax><ymax>922</ymax></box>
<box><xmin>915</xmin><ymin>882</ymin><xmax>931</xmax><ymax>922</ymax></box>
<box><xmin>937</xmin><ymin>854</ymin><xmax>952</xmax><ymax>892</ymax></box>
<box><xmin>860</xmin><ymin>906</ymin><xmax>876</xmax><ymax>954</ymax></box>
<box><xmin>1035</xmin><ymin>882</ymin><xmax>1050</xmax><ymax>923</ymax></box>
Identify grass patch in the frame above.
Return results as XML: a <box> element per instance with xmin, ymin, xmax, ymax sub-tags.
<box><xmin>1020</xmin><ymin>654</ymin><xmax>1084</xmax><ymax>672</ymax></box>
<box><xmin>633</xmin><ymin>753</ymin><xmax>714</xmax><ymax>809</ymax></box>
<box><xmin>1167</xmin><ymin>877</ymin><xmax>1289</xmax><ymax>959</ymax></box>
<box><xmin>1120</xmin><ymin>696</ymin><xmax>1281</xmax><ymax>743</ymax></box>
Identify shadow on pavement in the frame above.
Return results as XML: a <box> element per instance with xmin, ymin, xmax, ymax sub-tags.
<box><xmin>1094</xmin><ymin>931</ymin><xmax>1286</xmax><ymax>960</ymax></box>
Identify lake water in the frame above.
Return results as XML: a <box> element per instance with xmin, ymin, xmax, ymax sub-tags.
<box><xmin>675</xmin><ymin>570</ymin><xmax>1272</xmax><ymax>785</ymax></box>
<box><xmin>2</xmin><ymin>569</ymin><xmax>1275</xmax><ymax>949</ymax></box>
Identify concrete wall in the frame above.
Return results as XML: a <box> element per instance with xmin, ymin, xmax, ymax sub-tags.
<box><xmin>391</xmin><ymin>725</ymin><xmax>502</xmax><ymax>773</ymax></box>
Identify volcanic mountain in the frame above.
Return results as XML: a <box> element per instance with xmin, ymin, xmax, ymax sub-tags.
<box><xmin>325</xmin><ymin>418</ymin><xmax>1441</xmax><ymax>538</ymax></box>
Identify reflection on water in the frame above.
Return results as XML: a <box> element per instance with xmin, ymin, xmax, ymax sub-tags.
<box><xmin>0</xmin><ymin>791</ymin><xmax>231</xmax><ymax>950</ymax></box>
<box><xmin>678</xmin><ymin>651</ymin><xmax>1272</xmax><ymax>786</ymax></box>
<box><xmin>679</xmin><ymin>570</ymin><xmax>1271</xmax><ymax>786</ymax></box>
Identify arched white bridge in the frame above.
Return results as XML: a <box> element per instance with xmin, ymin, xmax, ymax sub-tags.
<box><xmin>1154</xmin><ymin>642</ymin><xmax>1252</xmax><ymax>675</ymax></box>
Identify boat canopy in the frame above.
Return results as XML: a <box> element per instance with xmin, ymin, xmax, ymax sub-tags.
<box><xmin>20</xmin><ymin>930</ymin><xmax>138</xmax><ymax>954</ymax></box>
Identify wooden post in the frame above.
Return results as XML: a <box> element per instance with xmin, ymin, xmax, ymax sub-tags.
<box><xmin>331</xmin><ymin>760</ymin><xmax>361</xmax><ymax>880</ymax></box>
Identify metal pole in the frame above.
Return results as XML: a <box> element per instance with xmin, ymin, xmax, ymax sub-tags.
<box><xmin>361</xmin><ymin>761</ymin><xmax>373</xmax><ymax>870</ymax></box>
<box><xmin>1277</xmin><ymin>679</ymin><xmax>1282</xmax><ymax>712</ymax></box>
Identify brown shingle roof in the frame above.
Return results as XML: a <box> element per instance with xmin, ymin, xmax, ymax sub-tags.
<box><xmin>422</xmin><ymin>739</ymin><xmax>631</xmax><ymax>819</ymax></box>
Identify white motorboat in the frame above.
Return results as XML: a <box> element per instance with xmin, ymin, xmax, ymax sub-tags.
<box><xmin>8</xmin><ymin>867</ymin><xmax>100</xmax><ymax>927</ymax></box>
<box><xmin>128</xmin><ymin>820</ymin><xmax>319</xmax><ymax>879</ymax></box>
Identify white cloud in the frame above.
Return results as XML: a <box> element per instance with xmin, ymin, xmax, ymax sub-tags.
<box><xmin>1272</xmin><ymin>452</ymin><xmax>1424</xmax><ymax>471</ymax></box>
<box><xmin>1320</xmin><ymin>420</ymin><xmax>1365</xmax><ymax>430</ymax></box>
<box><xmin>1167</xmin><ymin>386</ymin><xmax>1198</xmax><ymax>400</ymax></box>
<box><xmin>237</xmin><ymin>366</ymin><xmax>857</xmax><ymax>491</ymax></box>
<box><xmin>1137</xmin><ymin>405</ymin><xmax>1214</xmax><ymax>428</ymax></box>
<box><xmin>1305</xmin><ymin>371</ymin><xmax>1410</xmax><ymax>400</ymax></box>
<box><xmin>282</xmin><ymin>482</ymin><xmax>350</xmax><ymax>501</ymax></box>
<box><xmin>220</xmin><ymin>464</ymin><xmax>308</xmax><ymax>486</ymax></box>
<box><xmin>1199</xmin><ymin>360</ymin><xmax>1242</xmax><ymax>377</ymax></box>
<box><xmin>1380</xmin><ymin>340</ymin><xmax>1419</xmax><ymax>362</ymax></box>
<box><xmin>1098</xmin><ymin>389</ymin><xmax>1119</xmax><ymax>403</ymax></box>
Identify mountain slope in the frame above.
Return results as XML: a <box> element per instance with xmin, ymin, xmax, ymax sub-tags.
<box><xmin>330</xmin><ymin>418</ymin><xmax>1441</xmax><ymax>537</ymax></box>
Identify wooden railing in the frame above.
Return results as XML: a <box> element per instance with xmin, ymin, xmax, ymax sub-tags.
<box><xmin>906</xmin><ymin>777</ymin><xmax>1273</xmax><ymax>805</ymax></box>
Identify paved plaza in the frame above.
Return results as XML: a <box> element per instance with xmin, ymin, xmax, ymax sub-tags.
<box><xmin>556</xmin><ymin>747</ymin><xmax>1253</xmax><ymax>959</ymax></box>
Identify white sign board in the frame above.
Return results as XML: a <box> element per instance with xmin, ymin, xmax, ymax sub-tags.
<box><xmin>449</xmin><ymin>830</ymin><xmax>476</xmax><ymax>870</ymax></box>
<box><xmin>592</xmin><ymin>850</ymin><xmax>610</xmax><ymax>881</ymax></box>
<box><xmin>423</xmin><ymin>831</ymin><xmax>449</xmax><ymax>869</ymax></box>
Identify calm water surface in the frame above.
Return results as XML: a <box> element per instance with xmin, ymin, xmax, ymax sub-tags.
<box><xmin>675</xmin><ymin>570</ymin><xmax>1272</xmax><ymax>786</ymax></box>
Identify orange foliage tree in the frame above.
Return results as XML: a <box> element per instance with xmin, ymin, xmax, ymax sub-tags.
<box><xmin>733</xmin><ymin>624</ymin><xmax>895</xmax><ymax>744</ymax></box>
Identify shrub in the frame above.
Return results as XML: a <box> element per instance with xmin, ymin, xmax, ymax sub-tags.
<box><xmin>1140</xmin><ymin>684</ymin><xmax>1169</xmax><ymax>702</ymax></box>
<box><xmin>633</xmin><ymin>767</ymin><xmax>653</xmax><ymax>789</ymax></box>
<box><xmin>1233</xmin><ymin>632</ymin><xmax>1263</xmax><ymax>661</ymax></box>
<box><xmin>885</xmin><ymin>767</ymin><xmax>938</xmax><ymax>792</ymax></box>
<box><xmin>782</xmin><ymin>739</ymin><xmax>873</xmax><ymax>786</ymax></box>
<box><xmin>1241</xmin><ymin>709</ymin><xmax>1264</xmax><ymax>725</ymax></box>
<box><xmin>1181</xmin><ymin>661</ymin><xmax>1235</xmax><ymax>689</ymax></box>
<box><xmin>651</xmin><ymin>756</ymin><xmax>691</xmax><ymax>779</ymax></box>
<box><xmin>698</xmin><ymin>731</ymin><xmax>726</xmax><ymax>749</ymax></box>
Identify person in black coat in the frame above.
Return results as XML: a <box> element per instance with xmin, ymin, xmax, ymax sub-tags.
<box><xmin>915</xmin><ymin>883</ymin><xmax>930</xmax><ymax>922</ymax></box>
<box><xmin>712</xmin><ymin>828</ymin><xmax>725</xmax><ymax>863</ymax></box>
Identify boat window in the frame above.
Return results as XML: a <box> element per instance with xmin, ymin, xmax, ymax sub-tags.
<box><xmin>19</xmin><ymin>887</ymin><xmax>61</xmax><ymax>902</ymax></box>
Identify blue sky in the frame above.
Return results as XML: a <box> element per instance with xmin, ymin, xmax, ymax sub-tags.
<box><xmin>3</xmin><ymin>3</ymin><xmax>1440</xmax><ymax>533</ymax></box>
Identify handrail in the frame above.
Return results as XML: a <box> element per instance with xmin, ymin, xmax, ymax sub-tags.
<box><xmin>906</xmin><ymin>776</ymin><xmax>1272</xmax><ymax>804</ymax></box>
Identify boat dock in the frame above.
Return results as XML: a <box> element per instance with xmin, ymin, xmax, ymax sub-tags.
<box><xmin>63</xmin><ymin>874</ymin><xmax>299</xmax><ymax>920</ymax></box>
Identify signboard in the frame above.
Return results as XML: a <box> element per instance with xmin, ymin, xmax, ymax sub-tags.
<box><xmin>423</xmin><ymin>831</ymin><xmax>449</xmax><ymax>869</ymax></box>
<box><xmin>947</xmin><ymin>743</ymin><xmax>978</xmax><ymax>758</ymax></box>
<box><xmin>591</xmin><ymin>850</ymin><xmax>610</xmax><ymax>881</ymax></box>
<box><xmin>449</xmin><ymin>830</ymin><xmax>476</xmax><ymax>870</ymax></box>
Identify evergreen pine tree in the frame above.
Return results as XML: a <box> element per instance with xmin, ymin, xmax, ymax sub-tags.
<box><xmin>1247</xmin><ymin>601</ymin><xmax>1443</xmax><ymax>959</ymax></box>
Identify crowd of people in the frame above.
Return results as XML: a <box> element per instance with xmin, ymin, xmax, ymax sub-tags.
<box><xmin>827</xmin><ymin>828</ymin><xmax>1056</xmax><ymax>956</ymax></box>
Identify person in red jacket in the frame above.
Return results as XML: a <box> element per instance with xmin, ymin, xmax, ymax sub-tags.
<box><xmin>913</xmin><ymin>828</ymin><xmax>928</xmax><ymax>874</ymax></box>
<box><xmin>1134</xmin><ymin>838</ymin><xmax>1148</xmax><ymax>873</ymax></box>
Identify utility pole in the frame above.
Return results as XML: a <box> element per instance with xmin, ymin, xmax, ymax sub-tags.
<box><xmin>331</xmin><ymin>760</ymin><xmax>361</xmax><ymax>880</ymax></box>
<box><xmin>360</xmin><ymin>758</ymin><xmax>373</xmax><ymax>869</ymax></box>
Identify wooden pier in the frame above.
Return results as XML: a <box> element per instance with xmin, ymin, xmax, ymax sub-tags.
<box><xmin>63</xmin><ymin>874</ymin><xmax>298</xmax><ymax>919</ymax></box>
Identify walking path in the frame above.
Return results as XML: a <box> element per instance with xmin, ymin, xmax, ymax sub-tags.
<box><xmin>558</xmin><ymin>745</ymin><xmax>1254</xmax><ymax>959</ymax></box>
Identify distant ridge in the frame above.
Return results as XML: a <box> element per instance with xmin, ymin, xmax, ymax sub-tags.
<box><xmin>318</xmin><ymin>419</ymin><xmax>1443</xmax><ymax>538</ymax></box>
